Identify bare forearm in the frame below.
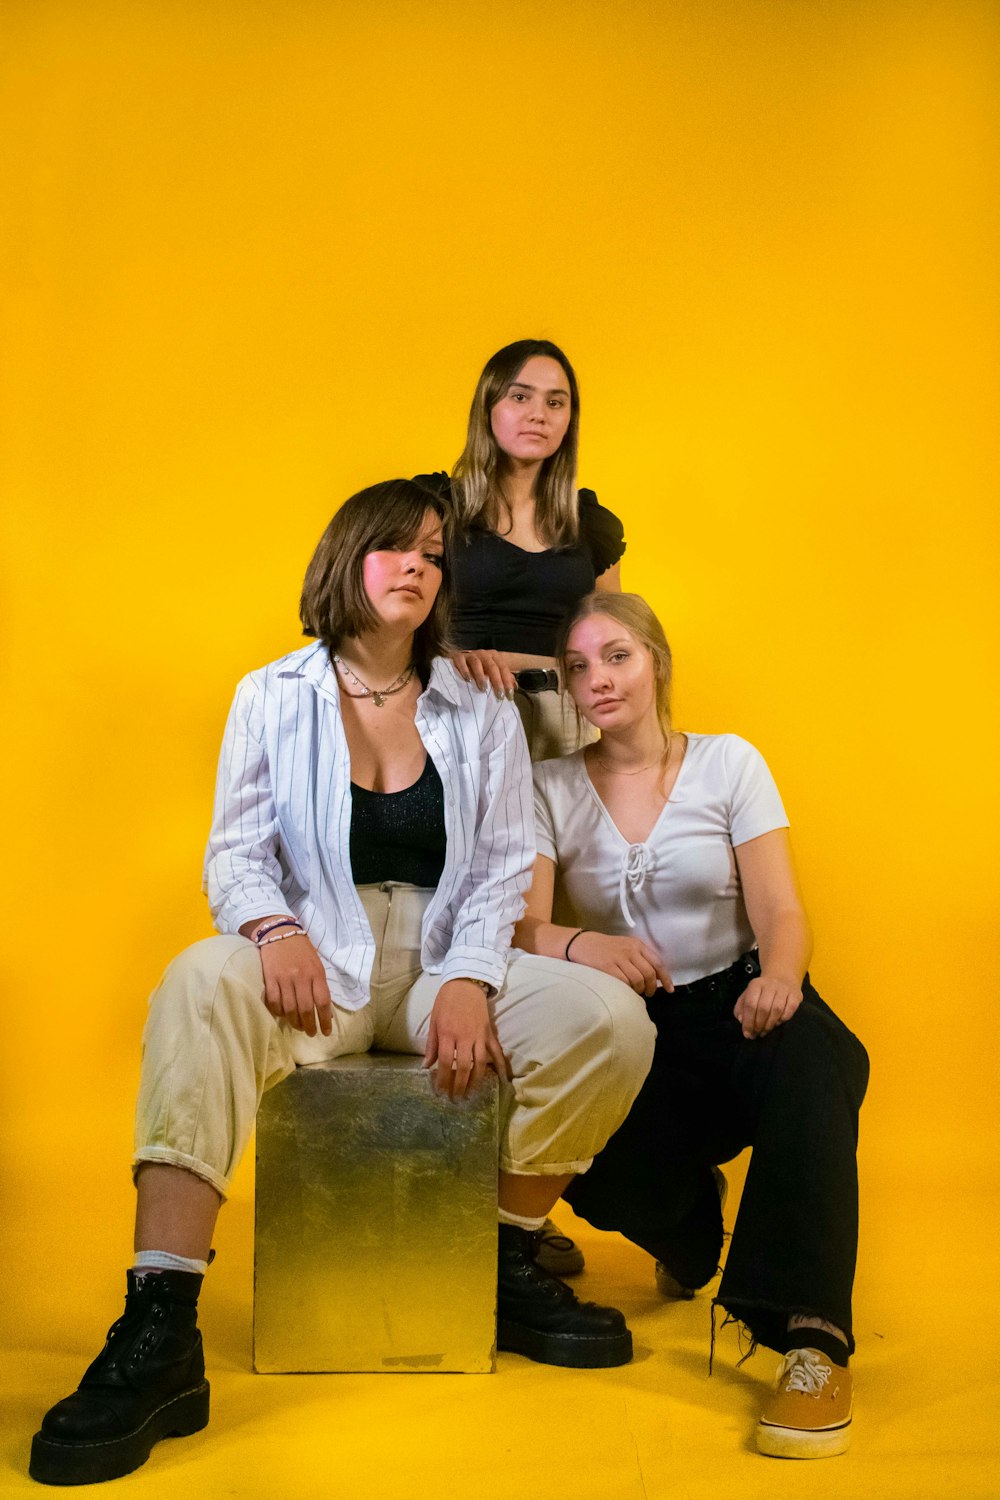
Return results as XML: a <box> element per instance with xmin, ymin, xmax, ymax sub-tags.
<box><xmin>755</xmin><ymin>908</ymin><xmax>813</xmax><ymax>986</ymax></box>
<box><xmin>513</xmin><ymin>915</ymin><xmax>582</xmax><ymax>960</ymax></box>
<box><xmin>514</xmin><ymin>916</ymin><xmax>672</xmax><ymax>994</ymax></box>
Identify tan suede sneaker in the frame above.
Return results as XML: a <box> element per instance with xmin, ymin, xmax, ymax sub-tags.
<box><xmin>532</xmin><ymin>1219</ymin><xmax>585</xmax><ymax>1277</ymax></box>
<box><xmin>756</xmin><ymin>1347</ymin><xmax>853</xmax><ymax>1459</ymax></box>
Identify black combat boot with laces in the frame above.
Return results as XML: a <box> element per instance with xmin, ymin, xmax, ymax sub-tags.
<box><xmin>30</xmin><ymin>1269</ymin><xmax>209</xmax><ymax>1485</ymax></box>
<box><xmin>496</xmin><ymin>1223</ymin><xmax>632</xmax><ymax>1368</ymax></box>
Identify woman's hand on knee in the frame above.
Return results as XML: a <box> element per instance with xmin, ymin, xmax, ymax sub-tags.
<box><xmin>424</xmin><ymin>979</ymin><xmax>511</xmax><ymax>1097</ymax></box>
<box><xmin>259</xmin><ymin>937</ymin><xmax>333</xmax><ymax>1037</ymax></box>
<box><xmin>733</xmin><ymin>976</ymin><xmax>802</xmax><ymax>1038</ymax></box>
<box><xmin>449</xmin><ymin>649</ymin><xmax>517</xmax><ymax>698</ymax></box>
<box><xmin>568</xmin><ymin>931</ymin><xmax>673</xmax><ymax>997</ymax></box>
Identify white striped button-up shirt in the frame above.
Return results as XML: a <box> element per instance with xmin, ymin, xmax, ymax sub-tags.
<box><xmin>203</xmin><ymin>641</ymin><xmax>535</xmax><ymax>1007</ymax></box>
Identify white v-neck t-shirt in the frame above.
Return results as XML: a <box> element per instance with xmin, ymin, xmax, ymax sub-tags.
<box><xmin>532</xmin><ymin>734</ymin><xmax>789</xmax><ymax>986</ymax></box>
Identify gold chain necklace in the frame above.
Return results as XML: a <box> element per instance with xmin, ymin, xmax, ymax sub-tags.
<box><xmin>592</xmin><ymin>733</ymin><xmax>673</xmax><ymax>777</ymax></box>
<box><xmin>333</xmin><ymin>655</ymin><xmax>415</xmax><ymax>707</ymax></box>
<box><xmin>592</xmin><ymin>753</ymin><xmax>662</xmax><ymax>776</ymax></box>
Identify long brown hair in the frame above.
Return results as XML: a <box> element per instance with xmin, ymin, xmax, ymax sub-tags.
<box><xmin>452</xmin><ymin>339</ymin><xmax>581</xmax><ymax>548</ymax></box>
<box><xmin>300</xmin><ymin>479</ymin><xmax>452</xmax><ymax>676</ymax></box>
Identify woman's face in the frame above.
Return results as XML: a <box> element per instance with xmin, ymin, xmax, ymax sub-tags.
<box><xmin>489</xmin><ymin>355</ymin><xmax>573</xmax><ymax>466</ymax></box>
<box><xmin>361</xmin><ymin>510</ymin><xmax>445</xmax><ymax>633</ymax></box>
<box><xmin>564</xmin><ymin>614</ymin><xmax>657</xmax><ymax>731</ymax></box>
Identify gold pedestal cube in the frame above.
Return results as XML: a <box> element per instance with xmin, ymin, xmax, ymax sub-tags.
<box><xmin>253</xmin><ymin>1053</ymin><xmax>498</xmax><ymax>1373</ymax></box>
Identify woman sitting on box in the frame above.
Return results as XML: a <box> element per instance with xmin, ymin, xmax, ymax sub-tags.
<box><xmin>514</xmin><ymin>591</ymin><xmax>870</xmax><ymax>1460</ymax></box>
<box><xmin>30</xmin><ymin>481</ymin><xmax>655</xmax><ymax>1487</ymax></box>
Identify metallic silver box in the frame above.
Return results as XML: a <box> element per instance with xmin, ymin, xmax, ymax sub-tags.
<box><xmin>254</xmin><ymin>1053</ymin><xmax>498</xmax><ymax>1373</ymax></box>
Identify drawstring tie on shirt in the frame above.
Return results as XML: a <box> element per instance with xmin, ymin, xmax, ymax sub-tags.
<box><xmin>618</xmin><ymin>843</ymin><xmax>651</xmax><ymax>927</ymax></box>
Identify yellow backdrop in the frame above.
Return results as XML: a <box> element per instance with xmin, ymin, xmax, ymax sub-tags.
<box><xmin>2</xmin><ymin>2</ymin><xmax>997</xmax><ymax>1495</ymax></box>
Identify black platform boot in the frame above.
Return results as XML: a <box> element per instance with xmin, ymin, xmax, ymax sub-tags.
<box><xmin>30</xmin><ymin>1269</ymin><xmax>209</xmax><ymax>1486</ymax></box>
<box><xmin>496</xmin><ymin>1223</ymin><xmax>632</xmax><ymax>1368</ymax></box>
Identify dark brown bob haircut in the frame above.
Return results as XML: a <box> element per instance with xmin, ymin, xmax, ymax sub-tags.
<box><xmin>300</xmin><ymin>479</ymin><xmax>452</xmax><ymax>675</ymax></box>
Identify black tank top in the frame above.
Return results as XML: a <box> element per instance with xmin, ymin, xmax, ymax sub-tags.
<box><xmin>349</xmin><ymin>755</ymin><xmax>446</xmax><ymax>888</ymax></box>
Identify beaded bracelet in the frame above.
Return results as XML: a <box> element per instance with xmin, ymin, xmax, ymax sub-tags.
<box><xmin>257</xmin><ymin>929</ymin><xmax>308</xmax><ymax>947</ymax></box>
<box><xmin>564</xmin><ymin>929</ymin><xmax>588</xmax><ymax>961</ymax></box>
<box><xmin>253</xmin><ymin>917</ymin><xmax>303</xmax><ymax>945</ymax></box>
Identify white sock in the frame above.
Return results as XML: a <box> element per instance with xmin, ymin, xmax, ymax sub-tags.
<box><xmin>132</xmin><ymin>1250</ymin><xmax>209</xmax><ymax>1277</ymax></box>
<box><xmin>497</xmin><ymin>1207</ymin><xmax>546</xmax><ymax>1232</ymax></box>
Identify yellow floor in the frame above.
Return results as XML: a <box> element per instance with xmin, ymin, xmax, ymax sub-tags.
<box><xmin>3</xmin><ymin>1132</ymin><xmax>997</xmax><ymax>1500</ymax></box>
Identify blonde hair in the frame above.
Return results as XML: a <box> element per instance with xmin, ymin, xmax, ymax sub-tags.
<box><xmin>560</xmin><ymin>591</ymin><xmax>675</xmax><ymax>752</ymax></box>
<box><xmin>452</xmin><ymin>339</ymin><xmax>581</xmax><ymax>548</ymax></box>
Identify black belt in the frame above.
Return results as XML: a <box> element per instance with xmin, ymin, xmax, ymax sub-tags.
<box><xmin>667</xmin><ymin>950</ymin><xmax>761</xmax><ymax>998</ymax></box>
<box><xmin>514</xmin><ymin>669</ymin><xmax>560</xmax><ymax>694</ymax></box>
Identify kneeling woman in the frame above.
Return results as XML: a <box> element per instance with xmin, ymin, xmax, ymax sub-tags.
<box><xmin>30</xmin><ymin>483</ymin><xmax>655</xmax><ymax>1487</ymax></box>
<box><xmin>514</xmin><ymin>593</ymin><xmax>869</xmax><ymax>1460</ymax></box>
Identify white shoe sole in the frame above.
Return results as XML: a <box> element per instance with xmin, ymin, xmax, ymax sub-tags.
<box><xmin>756</xmin><ymin>1416</ymin><xmax>852</xmax><ymax>1459</ymax></box>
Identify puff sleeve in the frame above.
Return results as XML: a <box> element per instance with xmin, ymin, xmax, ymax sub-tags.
<box><xmin>578</xmin><ymin>489</ymin><xmax>626</xmax><ymax>575</ymax></box>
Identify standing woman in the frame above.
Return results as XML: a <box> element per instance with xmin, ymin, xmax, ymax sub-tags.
<box><xmin>29</xmin><ymin>484</ymin><xmax>655</xmax><ymax>1487</ymax></box>
<box><xmin>514</xmin><ymin>592</ymin><xmax>870</xmax><ymax>1460</ymax></box>
<box><xmin>417</xmin><ymin>338</ymin><xmax>627</xmax><ymax>1272</ymax></box>
<box><xmin>417</xmin><ymin>338</ymin><xmax>625</xmax><ymax>761</ymax></box>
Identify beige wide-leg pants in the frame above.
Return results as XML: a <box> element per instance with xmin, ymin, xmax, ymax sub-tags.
<box><xmin>134</xmin><ymin>884</ymin><xmax>655</xmax><ymax>1199</ymax></box>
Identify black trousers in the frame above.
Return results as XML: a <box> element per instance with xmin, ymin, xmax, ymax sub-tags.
<box><xmin>564</xmin><ymin>955</ymin><xmax>870</xmax><ymax>1356</ymax></box>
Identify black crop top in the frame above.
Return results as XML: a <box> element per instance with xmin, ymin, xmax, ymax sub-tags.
<box><xmin>349</xmin><ymin>755</ymin><xmax>446</xmax><ymax>888</ymax></box>
<box><xmin>413</xmin><ymin>473</ymin><xmax>626</xmax><ymax>657</ymax></box>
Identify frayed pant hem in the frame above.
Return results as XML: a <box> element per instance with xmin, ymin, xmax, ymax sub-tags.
<box><xmin>710</xmin><ymin>1294</ymin><xmax>855</xmax><ymax>1364</ymax></box>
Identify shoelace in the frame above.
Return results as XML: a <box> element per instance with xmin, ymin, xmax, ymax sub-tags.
<box><xmin>780</xmin><ymin>1348</ymin><xmax>832</xmax><ymax>1395</ymax></box>
<box><xmin>537</xmin><ymin>1226</ymin><xmax>576</xmax><ymax>1251</ymax></box>
<box><xmin>618</xmin><ymin>842</ymin><xmax>651</xmax><ymax>927</ymax></box>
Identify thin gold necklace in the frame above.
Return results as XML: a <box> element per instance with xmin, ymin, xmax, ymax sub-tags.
<box><xmin>592</xmin><ymin>734</ymin><xmax>673</xmax><ymax>777</ymax></box>
<box><xmin>333</xmin><ymin>654</ymin><xmax>415</xmax><ymax>707</ymax></box>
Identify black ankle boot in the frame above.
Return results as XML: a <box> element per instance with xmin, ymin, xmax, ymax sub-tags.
<box><xmin>496</xmin><ymin>1223</ymin><xmax>632</xmax><ymax>1369</ymax></box>
<box><xmin>30</xmin><ymin>1270</ymin><xmax>209</xmax><ymax>1486</ymax></box>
